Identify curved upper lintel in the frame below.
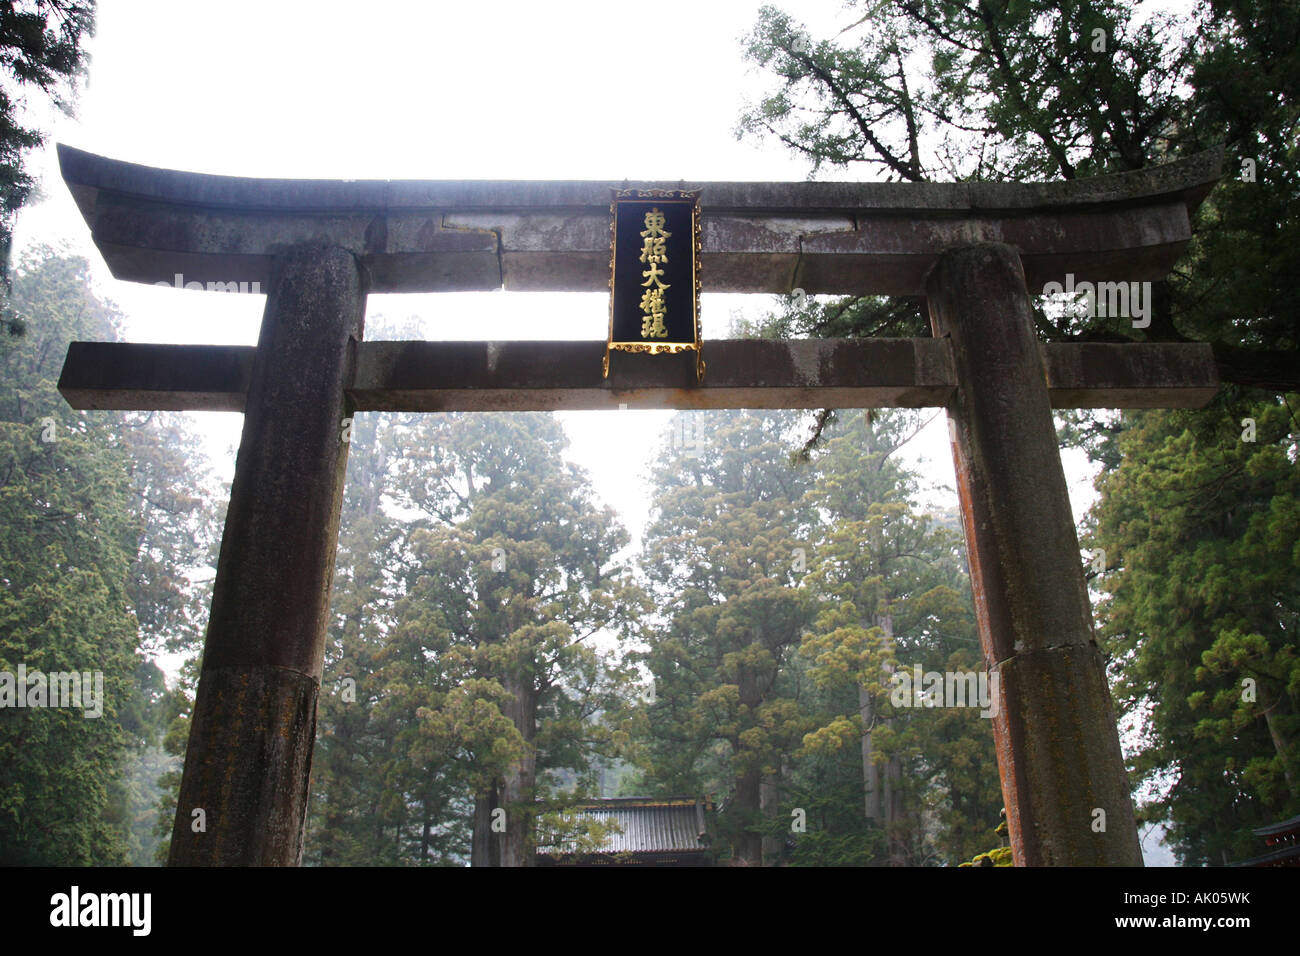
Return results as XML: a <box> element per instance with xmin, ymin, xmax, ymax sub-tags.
<box><xmin>57</xmin><ymin>143</ymin><xmax>1223</xmax><ymax>296</ymax></box>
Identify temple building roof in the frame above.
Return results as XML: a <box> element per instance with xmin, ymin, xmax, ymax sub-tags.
<box><xmin>536</xmin><ymin>796</ymin><xmax>715</xmax><ymax>866</ymax></box>
<box><xmin>1232</xmin><ymin>813</ymin><xmax>1300</xmax><ymax>867</ymax></box>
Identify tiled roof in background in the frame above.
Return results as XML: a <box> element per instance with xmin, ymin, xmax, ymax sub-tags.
<box><xmin>540</xmin><ymin>797</ymin><xmax>713</xmax><ymax>857</ymax></box>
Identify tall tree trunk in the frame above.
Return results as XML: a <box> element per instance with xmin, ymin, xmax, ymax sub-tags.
<box><xmin>471</xmin><ymin>786</ymin><xmax>500</xmax><ymax>866</ymax></box>
<box><xmin>885</xmin><ymin>752</ymin><xmax>906</xmax><ymax>866</ymax></box>
<box><xmin>860</xmin><ymin>682</ymin><xmax>880</xmax><ymax>822</ymax></box>
<box><xmin>1263</xmin><ymin>700</ymin><xmax>1295</xmax><ymax>788</ymax></box>
<box><xmin>732</xmin><ymin>658</ymin><xmax>764</xmax><ymax>866</ymax></box>
<box><xmin>865</xmin><ymin>614</ymin><xmax>895</xmax><ymax>863</ymax></box>
<box><xmin>733</xmin><ymin>766</ymin><xmax>763</xmax><ymax>865</ymax></box>
<box><xmin>500</xmin><ymin>672</ymin><xmax>538</xmax><ymax>867</ymax></box>
<box><xmin>760</xmin><ymin>769</ymin><xmax>781</xmax><ymax>865</ymax></box>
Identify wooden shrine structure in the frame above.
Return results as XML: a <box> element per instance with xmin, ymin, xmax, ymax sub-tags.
<box><xmin>55</xmin><ymin>144</ymin><xmax>1224</xmax><ymax>867</ymax></box>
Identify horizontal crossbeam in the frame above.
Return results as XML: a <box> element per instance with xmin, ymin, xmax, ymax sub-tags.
<box><xmin>57</xmin><ymin>145</ymin><xmax>1222</xmax><ymax>296</ymax></box>
<box><xmin>58</xmin><ymin>339</ymin><xmax>1219</xmax><ymax>413</ymax></box>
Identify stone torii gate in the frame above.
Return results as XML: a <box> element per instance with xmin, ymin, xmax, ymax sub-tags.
<box><xmin>55</xmin><ymin>144</ymin><xmax>1222</xmax><ymax>867</ymax></box>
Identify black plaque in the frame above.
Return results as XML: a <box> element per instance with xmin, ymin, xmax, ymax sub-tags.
<box><xmin>605</xmin><ymin>189</ymin><xmax>702</xmax><ymax>380</ymax></box>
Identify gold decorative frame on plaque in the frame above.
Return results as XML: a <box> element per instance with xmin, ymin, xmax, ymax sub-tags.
<box><xmin>603</xmin><ymin>188</ymin><xmax>704</xmax><ymax>381</ymax></box>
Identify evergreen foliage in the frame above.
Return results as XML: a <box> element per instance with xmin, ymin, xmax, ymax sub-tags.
<box><xmin>0</xmin><ymin>248</ymin><xmax>195</xmax><ymax>864</ymax></box>
<box><xmin>0</xmin><ymin>1</ymin><xmax>95</xmax><ymax>333</ymax></box>
<box><xmin>738</xmin><ymin>0</ymin><xmax>1300</xmax><ymax>862</ymax></box>
<box><xmin>633</xmin><ymin>409</ymin><xmax>1002</xmax><ymax>865</ymax></box>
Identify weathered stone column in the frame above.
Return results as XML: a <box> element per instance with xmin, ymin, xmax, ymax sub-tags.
<box><xmin>169</xmin><ymin>245</ymin><xmax>365</xmax><ymax>866</ymax></box>
<box><xmin>924</xmin><ymin>242</ymin><xmax>1142</xmax><ymax>866</ymax></box>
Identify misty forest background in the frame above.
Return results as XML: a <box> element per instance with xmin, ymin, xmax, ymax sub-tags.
<box><xmin>1</xmin><ymin>0</ymin><xmax>1298</xmax><ymax>866</ymax></box>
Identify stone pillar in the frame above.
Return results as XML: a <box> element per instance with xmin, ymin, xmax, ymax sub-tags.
<box><xmin>924</xmin><ymin>242</ymin><xmax>1141</xmax><ymax>866</ymax></box>
<box><xmin>169</xmin><ymin>245</ymin><xmax>365</xmax><ymax>866</ymax></box>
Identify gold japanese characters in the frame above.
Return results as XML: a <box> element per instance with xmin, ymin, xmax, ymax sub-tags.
<box><xmin>638</xmin><ymin>207</ymin><xmax>671</xmax><ymax>339</ymax></box>
<box><xmin>605</xmin><ymin>188</ymin><xmax>702</xmax><ymax>380</ymax></box>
